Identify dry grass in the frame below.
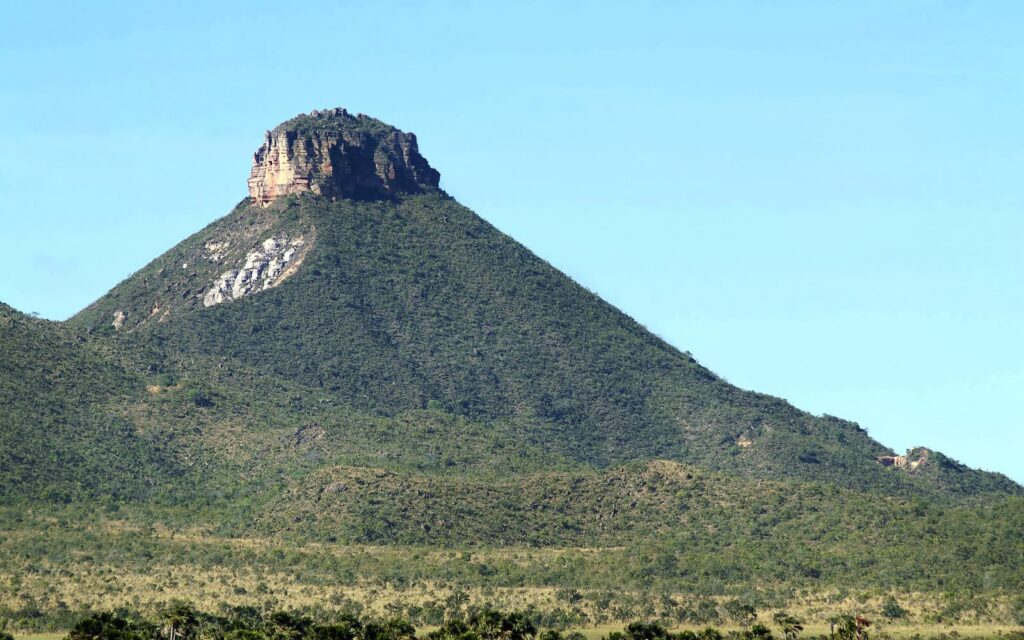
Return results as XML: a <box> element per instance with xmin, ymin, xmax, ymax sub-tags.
<box><xmin>2</xmin><ymin>519</ymin><xmax>1019</xmax><ymax>634</ymax></box>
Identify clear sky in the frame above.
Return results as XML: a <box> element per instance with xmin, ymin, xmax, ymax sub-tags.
<box><xmin>1</xmin><ymin>1</ymin><xmax>1021</xmax><ymax>483</ymax></box>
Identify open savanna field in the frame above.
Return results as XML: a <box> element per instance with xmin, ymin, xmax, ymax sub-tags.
<box><xmin>2</xmin><ymin>509</ymin><xmax>1021</xmax><ymax>636</ymax></box>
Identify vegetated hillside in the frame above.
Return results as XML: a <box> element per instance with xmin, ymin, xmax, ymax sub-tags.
<box><xmin>5</xmin><ymin>108</ymin><xmax>1024</xmax><ymax>629</ymax></box>
<box><xmin>255</xmin><ymin>458</ymin><xmax>1024</xmax><ymax>590</ymax></box>
<box><xmin>0</xmin><ymin>303</ymin><xmax>181</xmax><ymax>503</ymax></box>
<box><xmin>68</xmin><ymin>190</ymin><xmax>1019</xmax><ymax>501</ymax></box>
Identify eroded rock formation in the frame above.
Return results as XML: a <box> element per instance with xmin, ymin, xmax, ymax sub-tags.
<box><xmin>247</xmin><ymin>108</ymin><xmax>440</xmax><ymax>206</ymax></box>
<box><xmin>203</xmin><ymin>235</ymin><xmax>309</xmax><ymax>307</ymax></box>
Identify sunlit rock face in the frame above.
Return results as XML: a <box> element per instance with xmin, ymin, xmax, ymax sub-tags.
<box><xmin>203</xmin><ymin>235</ymin><xmax>308</xmax><ymax>307</ymax></box>
<box><xmin>247</xmin><ymin>107</ymin><xmax>440</xmax><ymax>206</ymax></box>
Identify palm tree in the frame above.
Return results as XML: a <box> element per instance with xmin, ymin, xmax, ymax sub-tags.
<box><xmin>831</xmin><ymin>615</ymin><xmax>860</xmax><ymax>640</ymax></box>
<box><xmin>504</xmin><ymin>612</ymin><xmax>536</xmax><ymax>640</ymax></box>
<box><xmin>471</xmin><ymin>609</ymin><xmax>503</xmax><ymax>640</ymax></box>
<box><xmin>444</xmin><ymin>590</ymin><xmax>470</xmax><ymax>622</ymax></box>
<box><xmin>161</xmin><ymin>602</ymin><xmax>198</xmax><ymax>640</ymax></box>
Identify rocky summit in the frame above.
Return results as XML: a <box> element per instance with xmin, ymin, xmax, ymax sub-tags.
<box><xmin>247</xmin><ymin>108</ymin><xmax>440</xmax><ymax>205</ymax></box>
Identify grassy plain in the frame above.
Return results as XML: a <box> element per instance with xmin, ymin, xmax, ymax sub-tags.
<box><xmin>2</xmin><ymin>509</ymin><xmax>1020</xmax><ymax>631</ymax></box>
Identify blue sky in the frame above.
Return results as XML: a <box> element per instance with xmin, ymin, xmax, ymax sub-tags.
<box><xmin>1</xmin><ymin>1</ymin><xmax>1021</xmax><ymax>483</ymax></box>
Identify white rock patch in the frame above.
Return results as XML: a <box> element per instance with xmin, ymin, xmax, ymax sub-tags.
<box><xmin>203</xmin><ymin>236</ymin><xmax>305</xmax><ymax>307</ymax></box>
<box><xmin>204</xmin><ymin>241</ymin><xmax>231</xmax><ymax>262</ymax></box>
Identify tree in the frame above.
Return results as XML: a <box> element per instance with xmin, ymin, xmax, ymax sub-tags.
<box><xmin>444</xmin><ymin>589</ymin><xmax>470</xmax><ymax>621</ymax></box>
<box><xmin>502</xmin><ymin>612</ymin><xmax>536</xmax><ymax>640</ymax></box>
<box><xmin>471</xmin><ymin>609</ymin><xmax>504</xmax><ymax>640</ymax></box>
<box><xmin>364</xmin><ymin>619</ymin><xmax>416</xmax><ymax>640</ymax></box>
<box><xmin>880</xmin><ymin>598</ymin><xmax>906</xmax><ymax>621</ymax></box>
<box><xmin>723</xmin><ymin>601</ymin><xmax>757</xmax><ymax>630</ymax></box>
<box><xmin>267</xmin><ymin>612</ymin><xmax>311</xmax><ymax>640</ymax></box>
<box><xmin>831</xmin><ymin>615</ymin><xmax>869</xmax><ymax>640</ymax></box>
<box><xmin>772</xmin><ymin>612</ymin><xmax>803</xmax><ymax>640</ymax></box>
<box><xmin>744</xmin><ymin>624</ymin><xmax>772</xmax><ymax>640</ymax></box>
<box><xmin>624</xmin><ymin>622</ymin><xmax>669</xmax><ymax>640</ymax></box>
<box><xmin>69</xmin><ymin>612</ymin><xmax>149</xmax><ymax>640</ymax></box>
<box><xmin>160</xmin><ymin>601</ymin><xmax>199</xmax><ymax>640</ymax></box>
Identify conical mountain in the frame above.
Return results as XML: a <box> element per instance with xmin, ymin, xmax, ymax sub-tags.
<box><xmin>66</xmin><ymin>108</ymin><xmax>1018</xmax><ymax>500</ymax></box>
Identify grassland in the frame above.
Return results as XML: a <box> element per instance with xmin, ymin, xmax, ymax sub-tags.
<box><xmin>2</xmin><ymin>509</ymin><xmax>1020</xmax><ymax>633</ymax></box>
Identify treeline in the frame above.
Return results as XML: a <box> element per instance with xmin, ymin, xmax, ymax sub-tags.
<box><xmin>6</xmin><ymin>604</ymin><xmax>1022</xmax><ymax>640</ymax></box>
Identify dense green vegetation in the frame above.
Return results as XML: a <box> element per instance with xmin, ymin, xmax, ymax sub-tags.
<box><xmin>65</xmin><ymin>192</ymin><xmax>1020</xmax><ymax>499</ymax></box>
<box><xmin>0</xmin><ymin>304</ymin><xmax>182</xmax><ymax>503</ymax></box>
<box><xmin>10</xmin><ymin>604</ymin><xmax>1024</xmax><ymax>640</ymax></box>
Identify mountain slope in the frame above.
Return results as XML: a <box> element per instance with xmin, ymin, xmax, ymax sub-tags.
<box><xmin>65</xmin><ymin>110</ymin><xmax>1019</xmax><ymax>500</ymax></box>
<box><xmin>0</xmin><ymin>303</ymin><xmax>182</xmax><ymax>503</ymax></box>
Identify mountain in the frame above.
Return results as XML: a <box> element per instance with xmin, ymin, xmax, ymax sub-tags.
<box><xmin>66</xmin><ymin>108</ymin><xmax>1017</xmax><ymax>500</ymax></box>
<box><xmin>1</xmin><ymin>108</ymin><xmax>1022</xmax><ymax>628</ymax></box>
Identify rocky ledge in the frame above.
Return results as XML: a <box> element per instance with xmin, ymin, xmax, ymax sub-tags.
<box><xmin>247</xmin><ymin>108</ymin><xmax>440</xmax><ymax>206</ymax></box>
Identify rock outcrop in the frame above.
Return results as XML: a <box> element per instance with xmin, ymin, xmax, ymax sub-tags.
<box><xmin>877</xmin><ymin>447</ymin><xmax>931</xmax><ymax>472</ymax></box>
<box><xmin>248</xmin><ymin>108</ymin><xmax>440</xmax><ymax>206</ymax></box>
<box><xmin>203</xmin><ymin>235</ymin><xmax>309</xmax><ymax>307</ymax></box>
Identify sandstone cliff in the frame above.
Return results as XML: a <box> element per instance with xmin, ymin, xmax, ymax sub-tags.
<box><xmin>247</xmin><ymin>108</ymin><xmax>440</xmax><ymax>206</ymax></box>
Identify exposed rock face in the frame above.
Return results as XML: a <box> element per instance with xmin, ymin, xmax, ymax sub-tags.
<box><xmin>203</xmin><ymin>235</ymin><xmax>309</xmax><ymax>307</ymax></box>
<box><xmin>877</xmin><ymin>447</ymin><xmax>931</xmax><ymax>472</ymax></box>
<box><xmin>248</xmin><ymin>108</ymin><xmax>440</xmax><ymax>206</ymax></box>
